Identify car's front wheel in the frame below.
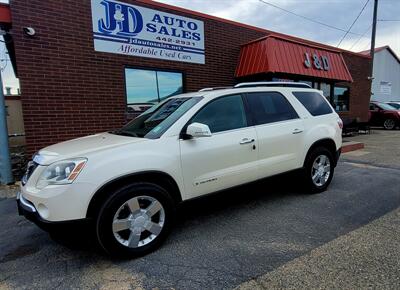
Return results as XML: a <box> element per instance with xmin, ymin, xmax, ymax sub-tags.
<box><xmin>304</xmin><ymin>147</ymin><xmax>334</xmax><ymax>193</ymax></box>
<box><xmin>96</xmin><ymin>182</ymin><xmax>175</xmax><ymax>258</ymax></box>
<box><xmin>383</xmin><ymin>118</ymin><xmax>396</xmax><ymax>130</ymax></box>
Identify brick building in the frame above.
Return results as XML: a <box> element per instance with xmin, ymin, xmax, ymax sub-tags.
<box><xmin>2</xmin><ymin>0</ymin><xmax>371</xmax><ymax>153</ymax></box>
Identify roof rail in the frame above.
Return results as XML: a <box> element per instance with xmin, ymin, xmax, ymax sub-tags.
<box><xmin>234</xmin><ymin>82</ymin><xmax>312</xmax><ymax>89</ymax></box>
<box><xmin>198</xmin><ymin>86</ymin><xmax>232</xmax><ymax>92</ymax></box>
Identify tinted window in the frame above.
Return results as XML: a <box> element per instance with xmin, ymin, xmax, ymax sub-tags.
<box><xmin>246</xmin><ymin>92</ymin><xmax>298</xmax><ymax>125</ymax></box>
<box><xmin>191</xmin><ymin>95</ymin><xmax>247</xmax><ymax>133</ymax></box>
<box><xmin>293</xmin><ymin>91</ymin><xmax>333</xmax><ymax>116</ymax></box>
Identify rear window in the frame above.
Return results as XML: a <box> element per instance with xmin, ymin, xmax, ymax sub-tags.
<box><xmin>292</xmin><ymin>91</ymin><xmax>333</xmax><ymax>116</ymax></box>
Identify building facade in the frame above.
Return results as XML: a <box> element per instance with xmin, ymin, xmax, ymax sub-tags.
<box><xmin>361</xmin><ymin>46</ymin><xmax>400</xmax><ymax>102</ymax></box>
<box><xmin>6</xmin><ymin>0</ymin><xmax>371</xmax><ymax>154</ymax></box>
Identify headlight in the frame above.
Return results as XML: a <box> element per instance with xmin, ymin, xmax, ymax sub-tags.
<box><xmin>36</xmin><ymin>158</ymin><xmax>87</xmax><ymax>189</ymax></box>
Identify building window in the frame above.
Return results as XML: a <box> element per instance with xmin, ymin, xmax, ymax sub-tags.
<box><xmin>320</xmin><ymin>83</ymin><xmax>331</xmax><ymax>101</ymax></box>
<box><xmin>333</xmin><ymin>86</ymin><xmax>350</xmax><ymax>112</ymax></box>
<box><xmin>125</xmin><ymin>68</ymin><xmax>183</xmax><ymax>106</ymax></box>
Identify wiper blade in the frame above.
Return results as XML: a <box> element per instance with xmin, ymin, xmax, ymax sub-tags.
<box><xmin>111</xmin><ymin>130</ymin><xmax>139</xmax><ymax>137</ymax></box>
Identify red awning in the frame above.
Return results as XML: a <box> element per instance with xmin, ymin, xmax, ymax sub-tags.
<box><xmin>0</xmin><ymin>4</ymin><xmax>11</xmax><ymax>24</ymax></box>
<box><xmin>235</xmin><ymin>35</ymin><xmax>353</xmax><ymax>82</ymax></box>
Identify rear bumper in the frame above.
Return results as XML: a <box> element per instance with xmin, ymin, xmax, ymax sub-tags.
<box><xmin>16</xmin><ymin>192</ymin><xmax>91</xmax><ymax>232</ymax></box>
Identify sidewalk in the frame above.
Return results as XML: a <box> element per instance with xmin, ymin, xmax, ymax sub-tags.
<box><xmin>0</xmin><ymin>183</ymin><xmax>19</xmax><ymax>199</ymax></box>
<box><xmin>341</xmin><ymin>129</ymin><xmax>400</xmax><ymax>170</ymax></box>
<box><xmin>236</xmin><ymin>207</ymin><xmax>400</xmax><ymax>289</ymax></box>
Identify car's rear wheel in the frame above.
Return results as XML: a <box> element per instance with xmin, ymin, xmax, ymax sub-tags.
<box><xmin>96</xmin><ymin>182</ymin><xmax>175</xmax><ymax>258</ymax></box>
<box><xmin>383</xmin><ymin>119</ymin><xmax>396</xmax><ymax>130</ymax></box>
<box><xmin>304</xmin><ymin>147</ymin><xmax>334</xmax><ymax>193</ymax></box>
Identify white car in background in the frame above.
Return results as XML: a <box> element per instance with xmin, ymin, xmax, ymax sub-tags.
<box><xmin>17</xmin><ymin>82</ymin><xmax>342</xmax><ymax>257</ymax></box>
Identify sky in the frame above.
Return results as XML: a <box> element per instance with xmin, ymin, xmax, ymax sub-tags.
<box><xmin>1</xmin><ymin>0</ymin><xmax>399</xmax><ymax>93</ymax></box>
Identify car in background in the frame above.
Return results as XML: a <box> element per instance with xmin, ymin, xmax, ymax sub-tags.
<box><xmin>369</xmin><ymin>102</ymin><xmax>400</xmax><ymax>130</ymax></box>
<box><xmin>386</xmin><ymin>101</ymin><xmax>400</xmax><ymax>110</ymax></box>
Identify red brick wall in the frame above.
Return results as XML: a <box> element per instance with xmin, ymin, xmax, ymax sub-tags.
<box><xmin>339</xmin><ymin>53</ymin><xmax>371</xmax><ymax>122</ymax></box>
<box><xmin>10</xmin><ymin>0</ymin><xmax>370</xmax><ymax>154</ymax></box>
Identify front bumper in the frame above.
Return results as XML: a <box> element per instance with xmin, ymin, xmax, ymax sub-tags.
<box><xmin>16</xmin><ymin>192</ymin><xmax>91</xmax><ymax>232</ymax></box>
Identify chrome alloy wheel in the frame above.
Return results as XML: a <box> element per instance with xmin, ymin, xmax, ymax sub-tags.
<box><xmin>311</xmin><ymin>154</ymin><xmax>331</xmax><ymax>187</ymax></box>
<box><xmin>112</xmin><ymin>196</ymin><xmax>165</xmax><ymax>248</ymax></box>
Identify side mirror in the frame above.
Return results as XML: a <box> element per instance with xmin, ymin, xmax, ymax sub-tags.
<box><xmin>186</xmin><ymin>122</ymin><xmax>212</xmax><ymax>138</ymax></box>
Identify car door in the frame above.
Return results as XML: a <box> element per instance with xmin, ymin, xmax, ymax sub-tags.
<box><xmin>244</xmin><ymin>91</ymin><xmax>305</xmax><ymax>177</ymax></box>
<box><xmin>179</xmin><ymin>94</ymin><xmax>259</xmax><ymax>199</ymax></box>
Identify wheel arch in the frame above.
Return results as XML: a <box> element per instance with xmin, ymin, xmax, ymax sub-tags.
<box><xmin>86</xmin><ymin>171</ymin><xmax>182</xmax><ymax>219</ymax></box>
<box><xmin>303</xmin><ymin>138</ymin><xmax>338</xmax><ymax>167</ymax></box>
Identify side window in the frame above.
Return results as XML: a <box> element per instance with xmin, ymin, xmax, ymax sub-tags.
<box><xmin>246</xmin><ymin>92</ymin><xmax>299</xmax><ymax>125</ymax></box>
<box><xmin>191</xmin><ymin>94</ymin><xmax>247</xmax><ymax>133</ymax></box>
<box><xmin>292</xmin><ymin>91</ymin><xmax>333</xmax><ymax>116</ymax></box>
<box><xmin>369</xmin><ymin>104</ymin><xmax>375</xmax><ymax>110</ymax></box>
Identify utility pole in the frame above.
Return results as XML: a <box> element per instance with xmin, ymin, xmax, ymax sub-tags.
<box><xmin>369</xmin><ymin>0</ymin><xmax>378</xmax><ymax>77</ymax></box>
<box><xmin>0</xmin><ymin>66</ymin><xmax>13</xmax><ymax>184</ymax></box>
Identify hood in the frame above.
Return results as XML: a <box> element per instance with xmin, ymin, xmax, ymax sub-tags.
<box><xmin>35</xmin><ymin>132</ymin><xmax>147</xmax><ymax>165</ymax></box>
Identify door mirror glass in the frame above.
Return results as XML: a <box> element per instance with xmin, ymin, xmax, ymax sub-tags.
<box><xmin>186</xmin><ymin>122</ymin><xmax>212</xmax><ymax>138</ymax></box>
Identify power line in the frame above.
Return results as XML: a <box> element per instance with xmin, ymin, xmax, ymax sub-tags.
<box><xmin>337</xmin><ymin>0</ymin><xmax>370</xmax><ymax>47</ymax></box>
<box><xmin>258</xmin><ymin>0</ymin><xmax>363</xmax><ymax>36</ymax></box>
<box><xmin>348</xmin><ymin>24</ymin><xmax>372</xmax><ymax>50</ymax></box>
<box><xmin>378</xmin><ymin>19</ymin><xmax>400</xmax><ymax>22</ymax></box>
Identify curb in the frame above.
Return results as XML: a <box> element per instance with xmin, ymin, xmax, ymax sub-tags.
<box><xmin>342</xmin><ymin>141</ymin><xmax>364</xmax><ymax>153</ymax></box>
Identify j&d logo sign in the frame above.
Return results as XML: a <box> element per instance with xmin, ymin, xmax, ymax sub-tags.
<box><xmin>91</xmin><ymin>0</ymin><xmax>205</xmax><ymax>64</ymax></box>
<box><xmin>304</xmin><ymin>52</ymin><xmax>330</xmax><ymax>71</ymax></box>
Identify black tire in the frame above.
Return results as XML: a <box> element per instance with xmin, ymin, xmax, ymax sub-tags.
<box><xmin>96</xmin><ymin>182</ymin><xmax>175</xmax><ymax>258</ymax></box>
<box><xmin>303</xmin><ymin>147</ymin><xmax>335</xmax><ymax>194</ymax></box>
<box><xmin>383</xmin><ymin>118</ymin><xmax>396</xmax><ymax>130</ymax></box>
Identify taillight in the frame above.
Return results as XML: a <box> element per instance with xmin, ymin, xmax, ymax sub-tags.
<box><xmin>337</xmin><ymin>118</ymin><xmax>343</xmax><ymax>129</ymax></box>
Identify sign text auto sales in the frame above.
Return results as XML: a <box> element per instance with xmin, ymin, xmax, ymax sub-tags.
<box><xmin>91</xmin><ymin>0</ymin><xmax>205</xmax><ymax>64</ymax></box>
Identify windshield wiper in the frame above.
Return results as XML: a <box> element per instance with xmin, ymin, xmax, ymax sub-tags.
<box><xmin>111</xmin><ymin>130</ymin><xmax>139</xmax><ymax>137</ymax></box>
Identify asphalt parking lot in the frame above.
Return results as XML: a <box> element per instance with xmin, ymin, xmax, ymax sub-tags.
<box><xmin>0</xmin><ymin>130</ymin><xmax>399</xmax><ymax>289</ymax></box>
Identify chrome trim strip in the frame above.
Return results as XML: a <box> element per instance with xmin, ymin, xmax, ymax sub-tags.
<box><xmin>19</xmin><ymin>193</ymin><xmax>37</xmax><ymax>213</ymax></box>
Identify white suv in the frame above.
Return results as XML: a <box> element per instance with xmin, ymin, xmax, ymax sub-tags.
<box><xmin>17</xmin><ymin>82</ymin><xmax>342</xmax><ymax>257</ymax></box>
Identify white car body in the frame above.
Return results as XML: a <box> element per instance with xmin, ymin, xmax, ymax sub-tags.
<box><xmin>19</xmin><ymin>86</ymin><xmax>342</xmax><ymax>224</ymax></box>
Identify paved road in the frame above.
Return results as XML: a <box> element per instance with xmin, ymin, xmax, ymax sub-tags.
<box><xmin>237</xmin><ymin>207</ymin><xmax>400</xmax><ymax>290</ymax></box>
<box><xmin>1</xmin><ymin>157</ymin><xmax>399</xmax><ymax>289</ymax></box>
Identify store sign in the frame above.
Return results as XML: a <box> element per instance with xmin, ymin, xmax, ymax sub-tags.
<box><xmin>304</xmin><ymin>52</ymin><xmax>330</xmax><ymax>71</ymax></box>
<box><xmin>380</xmin><ymin>81</ymin><xmax>392</xmax><ymax>95</ymax></box>
<box><xmin>91</xmin><ymin>0</ymin><xmax>205</xmax><ymax>64</ymax></box>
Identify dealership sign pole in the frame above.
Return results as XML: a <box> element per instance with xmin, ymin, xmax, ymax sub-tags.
<box><xmin>0</xmin><ymin>67</ymin><xmax>13</xmax><ymax>184</ymax></box>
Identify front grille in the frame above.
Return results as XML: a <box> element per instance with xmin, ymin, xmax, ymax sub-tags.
<box><xmin>21</xmin><ymin>161</ymin><xmax>39</xmax><ymax>186</ymax></box>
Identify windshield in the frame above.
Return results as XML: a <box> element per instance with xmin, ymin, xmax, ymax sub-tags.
<box><xmin>388</xmin><ymin>103</ymin><xmax>400</xmax><ymax>109</ymax></box>
<box><xmin>112</xmin><ymin>97</ymin><xmax>202</xmax><ymax>139</ymax></box>
<box><xmin>377</xmin><ymin>103</ymin><xmax>397</xmax><ymax>110</ymax></box>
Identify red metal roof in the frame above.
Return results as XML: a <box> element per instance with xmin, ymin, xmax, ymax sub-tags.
<box><xmin>0</xmin><ymin>4</ymin><xmax>11</xmax><ymax>24</ymax></box>
<box><xmin>235</xmin><ymin>35</ymin><xmax>353</xmax><ymax>82</ymax></box>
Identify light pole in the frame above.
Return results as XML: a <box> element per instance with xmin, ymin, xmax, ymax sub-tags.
<box><xmin>369</xmin><ymin>0</ymin><xmax>378</xmax><ymax>77</ymax></box>
<box><xmin>0</xmin><ymin>64</ymin><xmax>13</xmax><ymax>184</ymax></box>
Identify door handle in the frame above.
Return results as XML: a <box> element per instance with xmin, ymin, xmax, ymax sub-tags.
<box><xmin>292</xmin><ymin>129</ymin><xmax>303</xmax><ymax>134</ymax></box>
<box><xmin>240</xmin><ymin>138</ymin><xmax>255</xmax><ymax>145</ymax></box>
